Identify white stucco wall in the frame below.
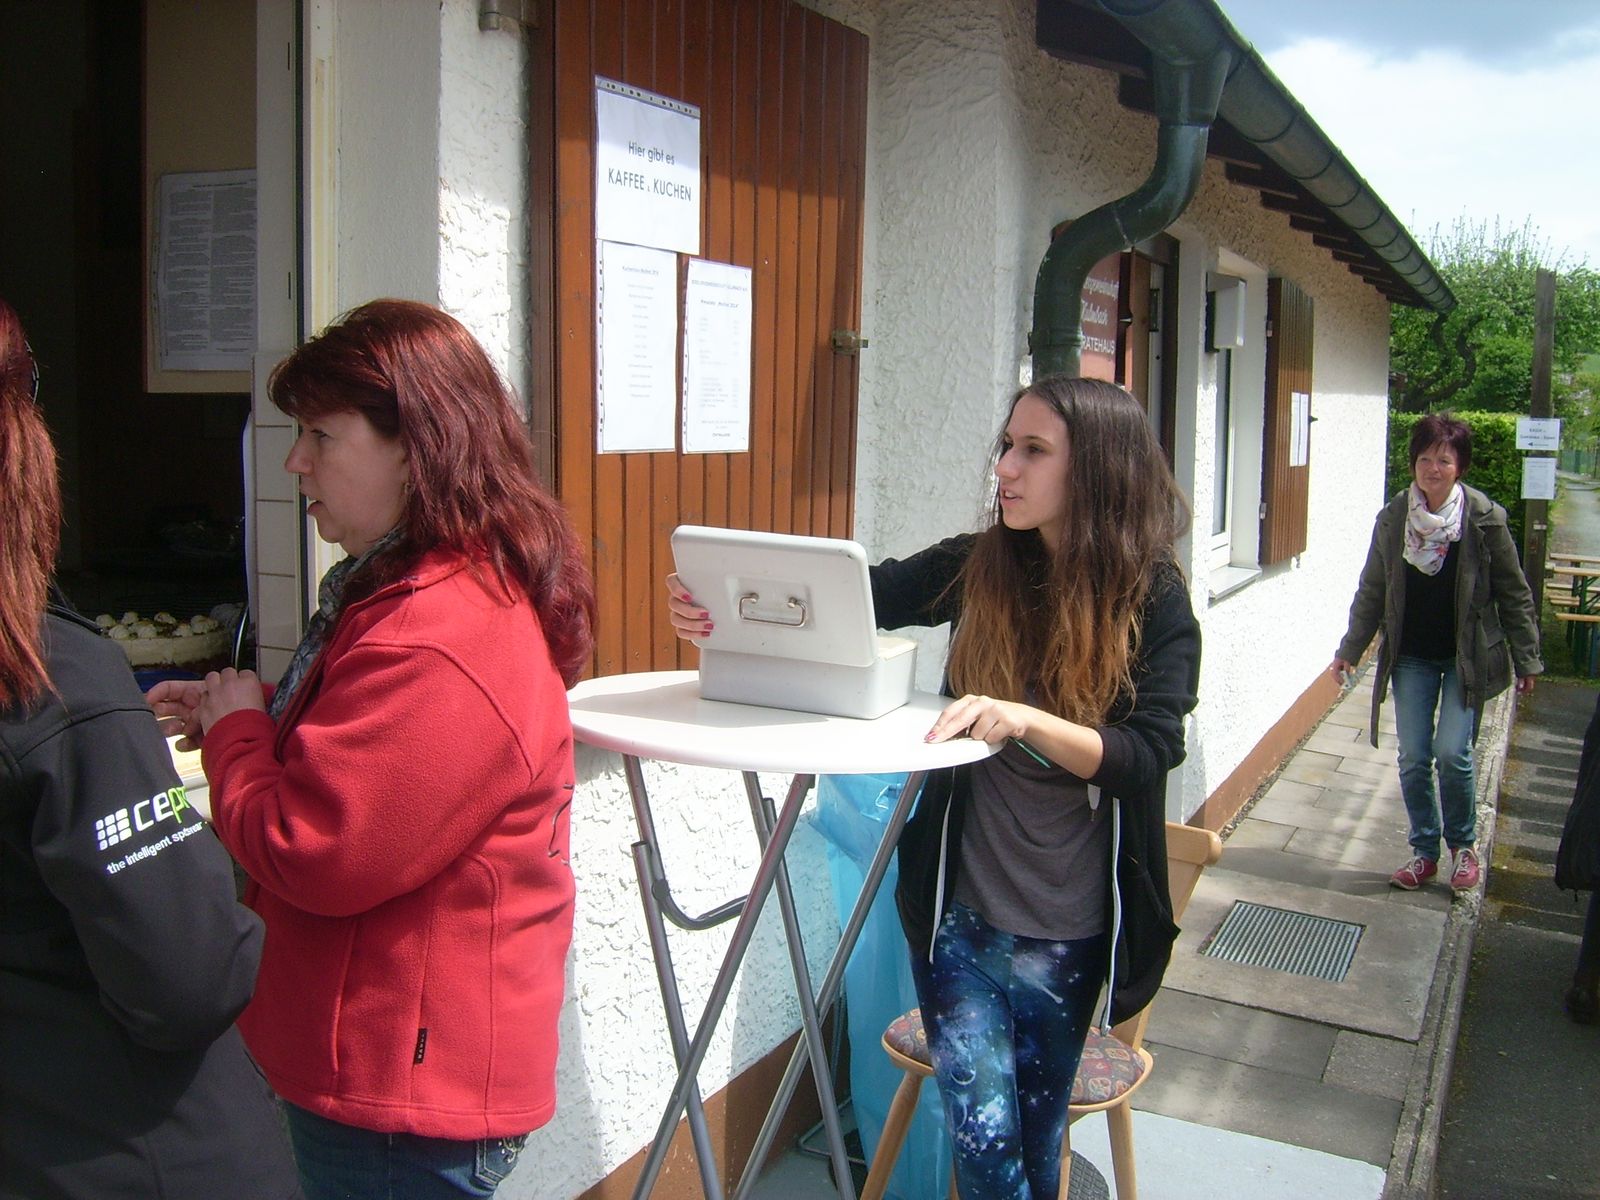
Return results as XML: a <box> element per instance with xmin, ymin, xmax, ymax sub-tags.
<box><xmin>333</xmin><ymin>0</ymin><xmax>439</xmax><ymax>310</ymax></box>
<box><xmin>438</xmin><ymin>0</ymin><xmax>531</xmax><ymax>404</ymax></box>
<box><xmin>322</xmin><ymin>1</ymin><xmax>1399</xmax><ymax>1194</ymax></box>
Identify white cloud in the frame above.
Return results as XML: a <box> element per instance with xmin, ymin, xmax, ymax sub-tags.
<box><xmin>1263</xmin><ymin>36</ymin><xmax>1600</xmax><ymax>267</ymax></box>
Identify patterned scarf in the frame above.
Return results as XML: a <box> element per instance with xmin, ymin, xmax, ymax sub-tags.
<box><xmin>267</xmin><ymin>530</ymin><xmax>401</xmax><ymax>721</ymax></box>
<box><xmin>1401</xmin><ymin>481</ymin><xmax>1464</xmax><ymax>576</ymax></box>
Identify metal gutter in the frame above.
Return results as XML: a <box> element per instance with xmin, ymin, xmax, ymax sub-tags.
<box><xmin>1030</xmin><ymin>42</ymin><xmax>1234</xmax><ymax>376</ymax></box>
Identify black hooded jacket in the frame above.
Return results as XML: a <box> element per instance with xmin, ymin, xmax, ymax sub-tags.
<box><xmin>871</xmin><ymin>537</ymin><xmax>1202</xmax><ymax>1025</ymax></box>
<box><xmin>0</xmin><ymin>608</ymin><xmax>299</xmax><ymax>1200</ymax></box>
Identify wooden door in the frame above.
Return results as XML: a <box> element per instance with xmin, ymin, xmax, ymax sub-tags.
<box><xmin>535</xmin><ymin>1</ymin><xmax>868</xmax><ymax>676</ymax></box>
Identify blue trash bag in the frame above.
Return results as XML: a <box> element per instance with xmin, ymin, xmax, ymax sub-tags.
<box><xmin>814</xmin><ymin>773</ymin><xmax>951</xmax><ymax>1200</ymax></box>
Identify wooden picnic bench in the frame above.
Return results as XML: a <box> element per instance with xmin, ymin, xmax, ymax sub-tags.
<box><xmin>1556</xmin><ymin>610</ymin><xmax>1600</xmax><ymax>674</ymax></box>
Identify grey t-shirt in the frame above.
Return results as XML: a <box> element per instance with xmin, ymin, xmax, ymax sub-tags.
<box><xmin>951</xmin><ymin>737</ymin><xmax>1111</xmax><ymax>941</ymax></box>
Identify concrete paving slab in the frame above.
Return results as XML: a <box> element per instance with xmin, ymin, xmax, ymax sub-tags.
<box><xmin>1132</xmin><ymin>1043</ymin><xmax>1401</xmax><ymax>1166</ymax></box>
<box><xmin>1209</xmin><ymin>841</ymin><xmax>1403</xmax><ymax>900</ymax></box>
<box><xmin>1249</xmin><ymin>788</ymin><xmax>1414</xmax><ymax>845</ymax></box>
<box><xmin>1325</xmin><ymin>1029</ymin><xmax>1412</xmax><ymax>1102</ymax></box>
<box><xmin>1069</xmin><ymin>1110</ymin><xmax>1385</xmax><ymax>1200</ymax></box>
<box><xmin>1305</xmin><ymin>728</ymin><xmax>1396</xmax><ymax>765</ymax></box>
<box><xmin>1226</xmin><ymin>816</ymin><xmax>1295</xmax><ymax>851</ymax></box>
<box><xmin>1281</xmin><ymin>825</ymin><xmax>1413</xmax><ymax>875</ymax></box>
<box><xmin>1278</xmin><ymin>751</ymin><xmax>1350</xmax><ymax>788</ymax></box>
<box><xmin>1322</xmin><ymin>761</ymin><xmax>1400</xmax><ymax>792</ymax></box>
<box><xmin>1163</xmin><ymin>870</ymin><xmax>1447</xmax><ymax>1040</ymax></box>
<box><xmin>1144</xmin><ymin>988</ymin><xmax>1335</xmax><ymax>1081</ymax></box>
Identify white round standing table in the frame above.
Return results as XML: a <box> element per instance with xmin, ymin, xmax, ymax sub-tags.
<box><xmin>568</xmin><ymin>671</ymin><xmax>996</xmax><ymax>1200</ymax></box>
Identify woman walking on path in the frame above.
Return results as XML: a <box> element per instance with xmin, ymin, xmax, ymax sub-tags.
<box><xmin>670</xmin><ymin>376</ymin><xmax>1201</xmax><ymax>1199</ymax></box>
<box><xmin>1330</xmin><ymin>412</ymin><xmax>1542</xmax><ymax>893</ymax></box>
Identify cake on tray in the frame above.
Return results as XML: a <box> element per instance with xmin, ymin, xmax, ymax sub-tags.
<box><xmin>96</xmin><ymin>610</ymin><xmax>231</xmax><ymax>672</ymax></box>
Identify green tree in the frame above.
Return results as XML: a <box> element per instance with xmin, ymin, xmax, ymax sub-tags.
<box><xmin>1390</xmin><ymin>218</ymin><xmax>1600</xmax><ymax>418</ymax></box>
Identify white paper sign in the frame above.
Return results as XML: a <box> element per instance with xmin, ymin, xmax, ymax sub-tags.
<box><xmin>1521</xmin><ymin>455</ymin><xmax>1557</xmax><ymax>500</ymax></box>
<box><xmin>154</xmin><ymin>170</ymin><xmax>257</xmax><ymax>371</ymax></box>
<box><xmin>595</xmin><ymin>78</ymin><xmax>701</xmax><ymax>256</ymax></box>
<box><xmin>596</xmin><ymin>240</ymin><xmax>679</xmax><ymax>453</ymax></box>
<box><xmin>682</xmin><ymin>260</ymin><xmax>753</xmax><ymax>454</ymax></box>
<box><xmin>1290</xmin><ymin>391</ymin><xmax>1310</xmax><ymax>467</ymax></box>
<box><xmin>1516</xmin><ymin>416</ymin><xmax>1562</xmax><ymax>451</ymax></box>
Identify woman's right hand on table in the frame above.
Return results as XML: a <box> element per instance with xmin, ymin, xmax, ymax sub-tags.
<box><xmin>666</xmin><ymin>573</ymin><xmax>713</xmax><ymax>640</ymax></box>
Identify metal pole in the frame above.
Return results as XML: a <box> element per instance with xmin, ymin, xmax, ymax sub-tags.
<box><xmin>1525</xmin><ymin>267</ymin><xmax>1556</xmax><ymax>607</ymax></box>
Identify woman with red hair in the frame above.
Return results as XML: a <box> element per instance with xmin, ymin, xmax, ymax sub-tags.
<box><xmin>150</xmin><ymin>299</ymin><xmax>595</xmax><ymax>1199</ymax></box>
<box><xmin>0</xmin><ymin>298</ymin><xmax>299</xmax><ymax>1199</ymax></box>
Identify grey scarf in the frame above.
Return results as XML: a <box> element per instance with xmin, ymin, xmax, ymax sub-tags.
<box><xmin>267</xmin><ymin>530</ymin><xmax>401</xmax><ymax>721</ymax></box>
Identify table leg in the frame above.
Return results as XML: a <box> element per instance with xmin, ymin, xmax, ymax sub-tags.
<box><xmin>630</xmin><ymin>837</ymin><xmax>726</xmax><ymax>1200</ymax></box>
<box><xmin>740</xmin><ymin>773</ymin><xmax>855</xmax><ymax>1200</ymax></box>
<box><xmin>732</xmin><ymin>770</ymin><xmax>928</xmax><ymax>1200</ymax></box>
<box><xmin>631</xmin><ymin>772</ymin><xmax>818</xmax><ymax>1200</ymax></box>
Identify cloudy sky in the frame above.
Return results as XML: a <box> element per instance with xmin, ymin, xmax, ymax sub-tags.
<box><xmin>1214</xmin><ymin>0</ymin><xmax>1600</xmax><ymax>268</ymax></box>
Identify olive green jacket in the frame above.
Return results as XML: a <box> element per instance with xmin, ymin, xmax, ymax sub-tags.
<box><xmin>1335</xmin><ymin>483</ymin><xmax>1543</xmax><ymax>748</ymax></box>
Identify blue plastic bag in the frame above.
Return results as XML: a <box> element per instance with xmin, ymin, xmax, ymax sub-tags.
<box><xmin>814</xmin><ymin>773</ymin><xmax>951</xmax><ymax>1200</ymax></box>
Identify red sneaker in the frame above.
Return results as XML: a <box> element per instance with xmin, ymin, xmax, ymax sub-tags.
<box><xmin>1390</xmin><ymin>855</ymin><xmax>1438</xmax><ymax>890</ymax></box>
<box><xmin>1449</xmin><ymin>847</ymin><xmax>1481</xmax><ymax>891</ymax></box>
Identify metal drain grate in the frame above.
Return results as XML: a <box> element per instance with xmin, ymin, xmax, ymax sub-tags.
<box><xmin>1199</xmin><ymin>900</ymin><xmax>1363</xmax><ymax>982</ymax></box>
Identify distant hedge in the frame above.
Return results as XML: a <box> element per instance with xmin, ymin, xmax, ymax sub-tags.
<box><xmin>1386</xmin><ymin>411</ymin><xmax>1526</xmax><ymax>547</ymax></box>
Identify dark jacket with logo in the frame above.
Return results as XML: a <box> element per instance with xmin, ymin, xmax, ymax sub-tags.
<box><xmin>871</xmin><ymin>536</ymin><xmax>1202</xmax><ymax>1025</ymax></box>
<box><xmin>1335</xmin><ymin>483</ymin><xmax>1543</xmax><ymax>748</ymax></box>
<box><xmin>0</xmin><ymin>609</ymin><xmax>299</xmax><ymax>1200</ymax></box>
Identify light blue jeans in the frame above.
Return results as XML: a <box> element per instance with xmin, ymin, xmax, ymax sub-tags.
<box><xmin>1390</xmin><ymin>655</ymin><xmax>1477</xmax><ymax>861</ymax></box>
<box><xmin>283</xmin><ymin>1103</ymin><xmax>526</xmax><ymax>1200</ymax></box>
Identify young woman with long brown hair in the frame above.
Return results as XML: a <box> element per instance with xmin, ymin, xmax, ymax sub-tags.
<box><xmin>0</xmin><ymin>298</ymin><xmax>299</xmax><ymax>1199</ymax></box>
<box><xmin>669</xmin><ymin>375</ymin><xmax>1201</xmax><ymax>1199</ymax></box>
<box><xmin>148</xmin><ymin>299</ymin><xmax>595</xmax><ymax>1200</ymax></box>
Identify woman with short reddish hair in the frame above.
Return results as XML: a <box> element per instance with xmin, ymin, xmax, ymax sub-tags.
<box><xmin>1</xmin><ymin>298</ymin><xmax>299</xmax><ymax>1200</ymax></box>
<box><xmin>1331</xmin><ymin>412</ymin><xmax>1542</xmax><ymax>893</ymax></box>
<box><xmin>150</xmin><ymin>299</ymin><xmax>595</xmax><ymax>1199</ymax></box>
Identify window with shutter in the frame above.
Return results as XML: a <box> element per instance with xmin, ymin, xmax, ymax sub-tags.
<box><xmin>1260</xmin><ymin>277</ymin><xmax>1314</xmax><ymax>565</ymax></box>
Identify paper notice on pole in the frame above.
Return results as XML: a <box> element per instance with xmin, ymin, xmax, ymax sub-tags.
<box><xmin>153</xmin><ymin>170</ymin><xmax>257</xmax><ymax>371</ymax></box>
<box><xmin>595</xmin><ymin>78</ymin><xmax>701</xmax><ymax>256</ymax></box>
<box><xmin>682</xmin><ymin>260</ymin><xmax>753</xmax><ymax>454</ymax></box>
<box><xmin>596</xmin><ymin>239</ymin><xmax>679</xmax><ymax>453</ymax></box>
<box><xmin>1522</xmin><ymin>455</ymin><xmax>1557</xmax><ymax>500</ymax></box>
<box><xmin>1516</xmin><ymin>416</ymin><xmax>1561</xmax><ymax>450</ymax></box>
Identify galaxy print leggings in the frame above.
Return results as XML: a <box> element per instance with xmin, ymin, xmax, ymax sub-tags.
<box><xmin>910</xmin><ymin>902</ymin><xmax>1108</xmax><ymax>1200</ymax></box>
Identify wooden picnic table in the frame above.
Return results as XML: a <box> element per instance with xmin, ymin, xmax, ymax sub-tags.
<box><xmin>1550</xmin><ymin>566</ymin><xmax>1600</xmax><ymax>673</ymax></box>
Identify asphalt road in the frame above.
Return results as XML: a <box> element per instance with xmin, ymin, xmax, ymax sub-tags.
<box><xmin>1434</xmin><ymin>474</ymin><xmax>1600</xmax><ymax>1199</ymax></box>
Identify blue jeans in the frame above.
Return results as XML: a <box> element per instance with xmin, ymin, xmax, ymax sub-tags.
<box><xmin>282</xmin><ymin>1103</ymin><xmax>527</xmax><ymax>1200</ymax></box>
<box><xmin>1390</xmin><ymin>655</ymin><xmax>1477</xmax><ymax>861</ymax></box>
<box><xmin>909</xmin><ymin>902</ymin><xmax>1107</xmax><ymax>1200</ymax></box>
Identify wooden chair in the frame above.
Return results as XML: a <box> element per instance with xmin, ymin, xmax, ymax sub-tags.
<box><xmin>860</xmin><ymin>821</ymin><xmax>1223</xmax><ymax>1200</ymax></box>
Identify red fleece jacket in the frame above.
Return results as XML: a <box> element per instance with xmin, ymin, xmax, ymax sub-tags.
<box><xmin>202</xmin><ymin>552</ymin><xmax>576</xmax><ymax>1139</ymax></box>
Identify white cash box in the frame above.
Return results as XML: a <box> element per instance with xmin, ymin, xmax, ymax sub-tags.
<box><xmin>671</xmin><ymin>525</ymin><xmax>916</xmax><ymax>720</ymax></box>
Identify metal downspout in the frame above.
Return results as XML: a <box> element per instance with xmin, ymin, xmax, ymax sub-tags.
<box><xmin>1030</xmin><ymin>38</ymin><xmax>1233</xmax><ymax>377</ymax></box>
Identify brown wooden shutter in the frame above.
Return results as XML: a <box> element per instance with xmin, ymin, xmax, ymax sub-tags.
<box><xmin>539</xmin><ymin>1</ymin><xmax>869</xmax><ymax>677</ymax></box>
<box><xmin>1260</xmin><ymin>276</ymin><xmax>1314</xmax><ymax>565</ymax></box>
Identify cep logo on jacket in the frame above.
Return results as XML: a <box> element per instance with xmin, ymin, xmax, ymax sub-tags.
<box><xmin>95</xmin><ymin>786</ymin><xmax>195</xmax><ymax>852</ymax></box>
